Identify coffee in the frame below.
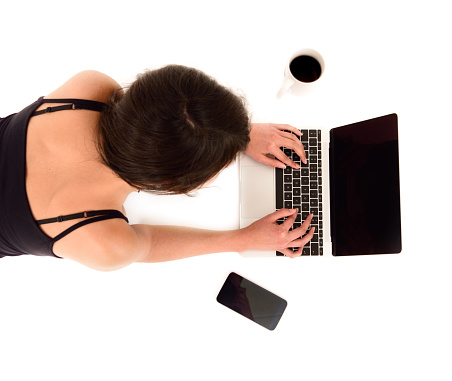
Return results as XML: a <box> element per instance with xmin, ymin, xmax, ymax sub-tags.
<box><xmin>289</xmin><ymin>55</ymin><xmax>322</xmax><ymax>83</ymax></box>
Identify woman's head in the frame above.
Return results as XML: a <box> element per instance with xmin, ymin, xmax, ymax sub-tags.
<box><xmin>98</xmin><ymin>65</ymin><xmax>250</xmax><ymax>194</ymax></box>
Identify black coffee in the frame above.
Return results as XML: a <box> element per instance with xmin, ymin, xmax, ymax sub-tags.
<box><xmin>289</xmin><ymin>55</ymin><xmax>322</xmax><ymax>83</ymax></box>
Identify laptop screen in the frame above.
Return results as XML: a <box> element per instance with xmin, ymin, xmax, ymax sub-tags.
<box><xmin>329</xmin><ymin>114</ymin><xmax>402</xmax><ymax>256</ymax></box>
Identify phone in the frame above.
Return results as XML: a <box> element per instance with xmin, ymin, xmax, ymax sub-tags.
<box><xmin>216</xmin><ymin>272</ymin><xmax>288</xmax><ymax>331</ymax></box>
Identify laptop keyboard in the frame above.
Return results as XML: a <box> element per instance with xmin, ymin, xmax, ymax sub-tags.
<box><xmin>276</xmin><ymin>129</ymin><xmax>323</xmax><ymax>256</ymax></box>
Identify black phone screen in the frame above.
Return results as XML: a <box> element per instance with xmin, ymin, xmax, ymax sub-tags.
<box><xmin>216</xmin><ymin>272</ymin><xmax>287</xmax><ymax>331</ymax></box>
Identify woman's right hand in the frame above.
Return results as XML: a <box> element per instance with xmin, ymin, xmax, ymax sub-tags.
<box><xmin>240</xmin><ymin>209</ymin><xmax>315</xmax><ymax>258</ymax></box>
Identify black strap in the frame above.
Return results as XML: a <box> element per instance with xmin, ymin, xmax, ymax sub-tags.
<box><xmin>32</xmin><ymin>97</ymin><xmax>106</xmax><ymax>116</ymax></box>
<box><xmin>50</xmin><ymin>211</ymin><xmax>129</xmax><ymax>244</ymax></box>
<box><xmin>37</xmin><ymin>209</ymin><xmax>124</xmax><ymax>225</ymax></box>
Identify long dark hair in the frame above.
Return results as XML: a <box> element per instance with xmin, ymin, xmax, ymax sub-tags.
<box><xmin>97</xmin><ymin>65</ymin><xmax>250</xmax><ymax>194</ymax></box>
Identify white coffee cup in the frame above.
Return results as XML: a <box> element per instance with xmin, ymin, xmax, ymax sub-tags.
<box><xmin>277</xmin><ymin>49</ymin><xmax>325</xmax><ymax>99</ymax></box>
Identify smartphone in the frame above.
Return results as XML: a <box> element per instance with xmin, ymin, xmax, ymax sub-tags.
<box><xmin>216</xmin><ymin>272</ymin><xmax>288</xmax><ymax>331</ymax></box>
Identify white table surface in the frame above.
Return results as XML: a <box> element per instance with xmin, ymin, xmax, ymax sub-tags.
<box><xmin>1</xmin><ymin>1</ymin><xmax>451</xmax><ymax>380</ymax></box>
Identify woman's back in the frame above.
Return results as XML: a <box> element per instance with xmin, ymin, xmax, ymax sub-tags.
<box><xmin>2</xmin><ymin>71</ymin><xmax>141</xmax><ymax>269</ymax></box>
<box><xmin>26</xmin><ymin>71</ymin><xmax>132</xmax><ymax>241</ymax></box>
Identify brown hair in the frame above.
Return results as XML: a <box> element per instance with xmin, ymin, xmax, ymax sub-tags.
<box><xmin>97</xmin><ymin>65</ymin><xmax>250</xmax><ymax>194</ymax></box>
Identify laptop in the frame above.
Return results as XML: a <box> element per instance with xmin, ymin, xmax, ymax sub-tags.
<box><xmin>239</xmin><ymin>114</ymin><xmax>402</xmax><ymax>257</ymax></box>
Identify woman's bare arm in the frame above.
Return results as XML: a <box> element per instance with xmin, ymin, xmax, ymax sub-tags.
<box><xmin>131</xmin><ymin>224</ymin><xmax>246</xmax><ymax>263</ymax></box>
<box><xmin>55</xmin><ymin>209</ymin><xmax>314</xmax><ymax>271</ymax></box>
<box><xmin>132</xmin><ymin>209</ymin><xmax>314</xmax><ymax>263</ymax></box>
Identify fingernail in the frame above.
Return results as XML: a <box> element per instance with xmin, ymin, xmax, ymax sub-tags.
<box><xmin>279</xmin><ymin>163</ymin><xmax>286</xmax><ymax>169</ymax></box>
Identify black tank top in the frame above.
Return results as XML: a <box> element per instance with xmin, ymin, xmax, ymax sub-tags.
<box><xmin>0</xmin><ymin>97</ymin><xmax>129</xmax><ymax>259</ymax></box>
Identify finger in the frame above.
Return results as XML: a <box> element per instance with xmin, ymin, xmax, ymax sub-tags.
<box><xmin>274</xmin><ymin>124</ymin><xmax>302</xmax><ymax>137</ymax></box>
<box><xmin>257</xmin><ymin>154</ymin><xmax>287</xmax><ymax>169</ymax></box>
<box><xmin>290</xmin><ymin>227</ymin><xmax>316</xmax><ymax>248</ymax></box>
<box><xmin>288</xmin><ymin>214</ymin><xmax>313</xmax><ymax>239</ymax></box>
<box><xmin>278</xmin><ymin>248</ymin><xmax>298</xmax><ymax>258</ymax></box>
<box><xmin>280</xmin><ymin>135</ymin><xmax>307</xmax><ymax>165</ymax></box>
<box><xmin>268</xmin><ymin>208</ymin><xmax>297</xmax><ymax>222</ymax></box>
<box><xmin>281</xmin><ymin>208</ymin><xmax>299</xmax><ymax>229</ymax></box>
<box><xmin>272</xmin><ymin>134</ymin><xmax>306</xmax><ymax>167</ymax></box>
<box><xmin>288</xmin><ymin>212</ymin><xmax>312</xmax><ymax>232</ymax></box>
<box><xmin>272</xmin><ymin>147</ymin><xmax>300</xmax><ymax>169</ymax></box>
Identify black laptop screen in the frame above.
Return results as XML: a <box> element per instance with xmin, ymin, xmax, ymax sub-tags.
<box><xmin>329</xmin><ymin>114</ymin><xmax>402</xmax><ymax>256</ymax></box>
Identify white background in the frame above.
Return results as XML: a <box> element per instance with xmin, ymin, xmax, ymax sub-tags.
<box><xmin>1</xmin><ymin>1</ymin><xmax>451</xmax><ymax>380</ymax></box>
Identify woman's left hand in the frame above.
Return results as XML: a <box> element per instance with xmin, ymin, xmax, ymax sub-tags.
<box><xmin>245</xmin><ymin>123</ymin><xmax>307</xmax><ymax>169</ymax></box>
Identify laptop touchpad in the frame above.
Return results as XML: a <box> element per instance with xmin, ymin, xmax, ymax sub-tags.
<box><xmin>240</xmin><ymin>165</ymin><xmax>275</xmax><ymax>219</ymax></box>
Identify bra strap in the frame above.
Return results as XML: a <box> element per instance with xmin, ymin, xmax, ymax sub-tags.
<box><xmin>37</xmin><ymin>210</ymin><xmax>120</xmax><ymax>225</ymax></box>
<box><xmin>49</xmin><ymin>210</ymin><xmax>129</xmax><ymax>244</ymax></box>
<box><xmin>32</xmin><ymin>97</ymin><xmax>106</xmax><ymax>116</ymax></box>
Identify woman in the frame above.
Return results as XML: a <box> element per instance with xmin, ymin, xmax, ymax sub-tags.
<box><xmin>0</xmin><ymin>65</ymin><xmax>314</xmax><ymax>271</ymax></box>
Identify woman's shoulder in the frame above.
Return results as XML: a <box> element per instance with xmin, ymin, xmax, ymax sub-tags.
<box><xmin>45</xmin><ymin>70</ymin><xmax>122</xmax><ymax>103</ymax></box>
<box><xmin>53</xmin><ymin>218</ymin><xmax>145</xmax><ymax>272</ymax></box>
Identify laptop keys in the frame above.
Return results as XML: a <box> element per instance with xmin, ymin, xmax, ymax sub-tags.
<box><xmin>275</xmin><ymin>128</ymin><xmax>323</xmax><ymax>257</ymax></box>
